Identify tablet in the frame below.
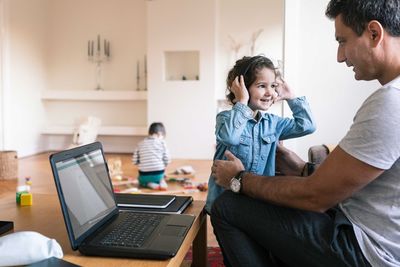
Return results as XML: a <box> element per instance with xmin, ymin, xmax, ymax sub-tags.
<box><xmin>0</xmin><ymin>221</ymin><xmax>14</xmax><ymax>236</ymax></box>
<box><xmin>118</xmin><ymin>195</ymin><xmax>193</xmax><ymax>214</ymax></box>
<box><xmin>115</xmin><ymin>194</ymin><xmax>176</xmax><ymax>209</ymax></box>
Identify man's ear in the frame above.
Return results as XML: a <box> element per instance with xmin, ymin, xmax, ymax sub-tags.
<box><xmin>367</xmin><ymin>20</ymin><xmax>384</xmax><ymax>46</ymax></box>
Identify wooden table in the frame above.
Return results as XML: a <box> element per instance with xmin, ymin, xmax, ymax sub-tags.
<box><xmin>0</xmin><ymin>192</ymin><xmax>207</xmax><ymax>267</ymax></box>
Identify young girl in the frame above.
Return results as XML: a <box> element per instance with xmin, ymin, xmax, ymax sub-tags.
<box><xmin>206</xmin><ymin>55</ymin><xmax>316</xmax><ymax>213</ymax></box>
<box><xmin>132</xmin><ymin>122</ymin><xmax>171</xmax><ymax>190</ymax></box>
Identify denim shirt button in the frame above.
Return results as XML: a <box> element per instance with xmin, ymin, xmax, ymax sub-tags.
<box><xmin>266</xmin><ymin>137</ymin><xmax>271</xmax><ymax>143</ymax></box>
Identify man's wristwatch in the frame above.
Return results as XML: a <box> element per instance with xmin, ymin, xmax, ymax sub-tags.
<box><xmin>230</xmin><ymin>170</ymin><xmax>246</xmax><ymax>193</ymax></box>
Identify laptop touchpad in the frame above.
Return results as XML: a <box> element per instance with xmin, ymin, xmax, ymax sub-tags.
<box><xmin>161</xmin><ymin>225</ymin><xmax>186</xmax><ymax>236</ymax></box>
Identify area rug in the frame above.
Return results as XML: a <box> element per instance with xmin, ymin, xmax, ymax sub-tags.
<box><xmin>184</xmin><ymin>246</ymin><xmax>224</xmax><ymax>267</ymax></box>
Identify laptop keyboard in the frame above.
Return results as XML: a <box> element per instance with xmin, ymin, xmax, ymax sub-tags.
<box><xmin>99</xmin><ymin>212</ymin><xmax>164</xmax><ymax>248</ymax></box>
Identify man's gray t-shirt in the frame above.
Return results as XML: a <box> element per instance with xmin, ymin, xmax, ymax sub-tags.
<box><xmin>339</xmin><ymin>76</ymin><xmax>400</xmax><ymax>267</ymax></box>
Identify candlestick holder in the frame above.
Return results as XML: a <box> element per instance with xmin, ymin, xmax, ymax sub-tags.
<box><xmin>88</xmin><ymin>35</ymin><xmax>110</xmax><ymax>90</ymax></box>
<box><xmin>136</xmin><ymin>56</ymin><xmax>148</xmax><ymax>91</ymax></box>
<box><xmin>136</xmin><ymin>60</ymin><xmax>140</xmax><ymax>91</ymax></box>
<box><xmin>144</xmin><ymin>55</ymin><xmax>147</xmax><ymax>91</ymax></box>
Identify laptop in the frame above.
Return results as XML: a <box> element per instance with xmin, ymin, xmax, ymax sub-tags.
<box><xmin>49</xmin><ymin>142</ymin><xmax>194</xmax><ymax>259</ymax></box>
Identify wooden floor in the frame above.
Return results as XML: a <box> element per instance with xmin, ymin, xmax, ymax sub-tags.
<box><xmin>3</xmin><ymin>152</ymin><xmax>218</xmax><ymax>247</ymax></box>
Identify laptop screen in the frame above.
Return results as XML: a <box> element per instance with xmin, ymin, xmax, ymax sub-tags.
<box><xmin>55</xmin><ymin>148</ymin><xmax>116</xmax><ymax>240</ymax></box>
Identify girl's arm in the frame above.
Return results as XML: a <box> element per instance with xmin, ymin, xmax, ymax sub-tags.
<box><xmin>275</xmin><ymin>79</ymin><xmax>316</xmax><ymax>139</ymax></box>
<box><xmin>278</xmin><ymin>96</ymin><xmax>316</xmax><ymax>140</ymax></box>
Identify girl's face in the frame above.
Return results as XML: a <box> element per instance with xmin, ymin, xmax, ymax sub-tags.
<box><xmin>248</xmin><ymin>67</ymin><xmax>278</xmax><ymax>111</ymax></box>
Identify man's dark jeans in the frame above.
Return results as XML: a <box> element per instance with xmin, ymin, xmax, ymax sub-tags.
<box><xmin>211</xmin><ymin>191</ymin><xmax>371</xmax><ymax>267</ymax></box>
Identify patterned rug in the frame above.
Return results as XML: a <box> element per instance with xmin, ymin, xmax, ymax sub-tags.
<box><xmin>184</xmin><ymin>246</ymin><xmax>224</xmax><ymax>267</ymax></box>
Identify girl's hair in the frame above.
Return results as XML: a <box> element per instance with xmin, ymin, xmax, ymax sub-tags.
<box><xmin>226</xmin><ymin>55</ymin><xmax>278</xmax><ymax>105</ymax></box>
<box><xmin>148</xmin><ymin>122</ymin><xmax>166</xmax><ymax>136</ymax></box>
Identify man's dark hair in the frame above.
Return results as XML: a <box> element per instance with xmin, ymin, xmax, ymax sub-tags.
<box><xmin>226</xmin><ymin>55</ymin><xmax>278</xmax><ymax>105</ymax></box>
<box><xmin>325</xmin><ymin>0</ymin><xmax>400</xmax><ymax>37</ymax></box>
<box><xmin>148</xmin><ymin>122</ymin><xmax>166</xmax><ymax>136</ymax></box>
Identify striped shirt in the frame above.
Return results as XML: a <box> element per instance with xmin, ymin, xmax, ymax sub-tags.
<box><xmin>132</xmin><ymin>136</ymin><xmax>171</xmax><ymax>172</ymax></box>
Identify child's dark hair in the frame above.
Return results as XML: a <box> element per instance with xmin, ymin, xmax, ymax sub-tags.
<box><xmin>226</xmin><ymin>55</ymin><xmax>278</xmax><ymax>105</ymax></box>
<box><xmin>149</xmin><ymin>122</ymin><xmax>166</xmax><ymax>136</ymax></box>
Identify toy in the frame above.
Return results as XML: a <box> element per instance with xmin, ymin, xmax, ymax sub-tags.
<box><xmin>108</xmin><ymin>158</ymin><xmax>123</xmax><ymax>180</ymax></box>
<box><xmin>172</xmin><ymin>165</ymin><xmax>195</xmax><ymax>175</ymax></box>
<box><xmin>16</xmin><ymin>191</ymin><xmax>28</xmax><ymax>204</ymax></box>
<box><xmin>69</xmin><ymin>116</ymin><xmax>101</xmax><ymax>148</ymax></box>
<box><xmin>182</xmin><ymin>181</ymin><xmax>208</xmax><ymax>191</ymax></box>
<box><xmin>25</xmin><ymin>177</ymin><xmax>32</xmax><ymax>185</ymax></box>
<box><xmin>20</xmin><ymin>193</ymin><xmax>33</xmax><ymax>206</ymax></box>
<box><xmin>197</xmin><ymin>182</ymin><xmax>208</xmax><ymax>192</ymax></box>
<box><xmin>16</xmin><ymin>177</ymin><xmax>33</xmax><ymax>205</ymax></box>
<box><xmin>111</xmin><ymin>176</ymin><xmax>140</xmax><ymax>194</ymax></box>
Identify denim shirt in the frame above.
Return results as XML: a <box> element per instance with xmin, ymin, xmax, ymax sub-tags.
<box><xmin>205</xmin><ymin>96</ymin><xmax>316</xmax><ymax>213</ymax></box>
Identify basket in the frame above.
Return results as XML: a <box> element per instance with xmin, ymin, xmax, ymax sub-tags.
<box><xmin>0</xmin><ymin>151</ymin><xmax>18</xmax><ymax>180</ymax></box>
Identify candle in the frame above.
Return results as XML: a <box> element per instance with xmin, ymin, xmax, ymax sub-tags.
<box><xmin>97</xmin><ymin>35</ymin><xmax>100</xmax><ymax>52</ymax></box>
<box><xmin>144</xmin><ymin>55</ymin><xmax>147</xmax><ymax>73</ymax></box>
<box><xmin>106</xmin><ymin>41</ymin><xmax>108</xmax><ymax>57</ymax></box>
<box><xmin>91</xmin><ymin>41</ymin><xmax>94</xmax><ymax>57</ymax></box>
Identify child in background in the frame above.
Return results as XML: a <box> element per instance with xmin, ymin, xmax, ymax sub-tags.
<box><xmin>206</xmin><ymin>55</ymin><xmax>316</xmax><ymax>213</ymax></box>
<box><xmin>132</xmin><ymin>122</ymin><xmax>171</xmax><ymax>190</ymax></box>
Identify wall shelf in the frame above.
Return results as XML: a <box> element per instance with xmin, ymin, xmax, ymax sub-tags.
<box><xmin>42</xmin><ymin>125</ymin><xmax>148</xmax><ymax>136</ymax></box>
<box><xmin>41</xmin><ymin>90</ymin><xmax>147</xmax><ymax>101</ymax></box>
<box><xmin>164</xmin><ymin>51</ymin><xmax>200</xmax><ymax>81</ymax></box>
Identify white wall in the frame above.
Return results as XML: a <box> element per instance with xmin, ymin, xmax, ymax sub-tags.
<box><xmin>216</xmin><ymin>0</ymin><xmax>284</xmax><ymax>81</ymax></box>
<box><xmin>0</xmin><ymin>0</ymin><xmax>5</xmax><ymax>149</ymax></box>
<box><xmin>216</xmin><ymin>0</ymin><xmax>284</xmax><ymax>117</ymax></box>
<box><xmin>46</xmin><ymin>0</ymin><xmax>146</xmax><ymax>92</ymax></box>
<box><xmin>147</xmin><ymin>0</ymin><xmax>217</xmax><ymax>159</ymax></box>
<box><xmin>2</xmin><ymin>0</ymin><xmax>382</xmax><ymax>160</ymax></box>
<box><xmin>284</xmin><ymin>0</ymin><xmax>378</xmax><ymax>159</ymax></box>
<box><xmin>42</xmin><ymin>0</ymin><xmax>147</xmax><ymax>153</ymax></box>
<box><xmin>3</xmin><ymin>0</ymin><xmax>48</xmax><ymax>156</ymax></box>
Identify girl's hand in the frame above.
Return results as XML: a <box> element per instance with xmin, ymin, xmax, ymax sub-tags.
<box><xmin>231</xmin><ymin>75</ymin><xmax>249</xmax><ymax>104</ymax></box>
<box><xmin>274</xmin><ymin>76</ymin><xmax>296</xmax><ymax>101</ymax></box>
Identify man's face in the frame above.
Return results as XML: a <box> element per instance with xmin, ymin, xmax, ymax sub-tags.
<box><xmin>334</xmin><ymin>14</ymin><xmax>377</xmax><ymax>81</ymax></box>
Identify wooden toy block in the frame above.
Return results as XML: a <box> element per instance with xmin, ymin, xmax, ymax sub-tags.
<box><xmin>20</xmin><ymin>193</ymin><xmax>33</xmax><ymax>206</ymax></box>
<box><xmin>16</xmin><ymin>191</ymin><xmax>28</xmax><ymax>204</ymax></box>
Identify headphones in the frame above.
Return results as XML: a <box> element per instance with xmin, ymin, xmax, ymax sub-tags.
<box><xmin>240</xmin><ymin>56</ymin><xmax>266</xmax><ymax>77</ymax></box>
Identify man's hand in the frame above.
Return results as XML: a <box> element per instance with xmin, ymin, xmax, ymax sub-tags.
<box><xmin>276</xmin><ymin>144</ymin><xmax>306</xmax><ymax>176</ymax></box>
<box><xmin>211</xmin><ymin>150</ymin><xmax>244</xmax><ymax>189</ymax></box>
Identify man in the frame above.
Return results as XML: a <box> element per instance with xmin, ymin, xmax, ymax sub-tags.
<box><xmin>210</xmin><ymin>0</ymin><xmax>400</xmax><ymax>266</ymax></box>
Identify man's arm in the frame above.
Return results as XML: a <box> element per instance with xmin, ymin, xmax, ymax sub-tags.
<box><xmin>212</xmin><ymin>147</ymin><xmax>384</xmax><ymax>213</ymax></box>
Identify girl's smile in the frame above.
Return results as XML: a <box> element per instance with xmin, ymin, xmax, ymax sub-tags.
<box><xmin>248</xmin><ymin>67</ymin><xmax>278</xmax><ymax>111</ymax></box>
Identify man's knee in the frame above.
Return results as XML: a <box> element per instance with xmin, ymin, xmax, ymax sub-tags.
<box><xmin>210</xmin><ymin>191</ymin><xmax>235</xmax><ymax>222</ymax></box>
